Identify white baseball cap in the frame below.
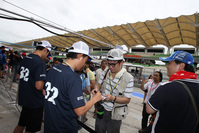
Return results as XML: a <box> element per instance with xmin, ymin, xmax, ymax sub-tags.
<box><xmin>107</xmin><ymin>48</ymin><xmax>125</xmax><ymax>61</ymax></box>
<box><xmin>37</xmin><ymin>40</ymin><xmax>52</xmax><ymax>51</ymax></box>
<box><xmin>68</xmin><ymin>41</ymin><xmax>93</xmax><ymax>59</ymax></box>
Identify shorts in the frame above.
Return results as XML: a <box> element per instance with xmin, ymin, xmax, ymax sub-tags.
<box><xmin>143</xmin><ymin>89</ymin><xmax>148</xmax><ymax>93</ymax></box>
<box><xmin>18</xmin><ymin>107</ymin><xmax>43</xmax><ymax>132</ymax></box>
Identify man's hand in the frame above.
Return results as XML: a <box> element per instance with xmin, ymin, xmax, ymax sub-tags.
<box><xmin>92</xmin><ymin>91</ymin><xmax>103</xmax><ymax>103</ymax></box>
<box><xmin>104</xmin><ymin>94</ymin><xmax>114</xmax><ymax>101</ymax></box>
<box><xmin>91</xmin><ymin>83</ymin><xmax>101</xmax><ymax>95</ymax></box>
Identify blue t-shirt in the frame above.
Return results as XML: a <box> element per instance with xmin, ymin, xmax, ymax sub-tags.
<box><xmin>80</xmin><ymin>72</ymin><xmax>90</xmax><ymax>91</ymax></box>
<box><xmin>44</xmin><ymin>64</ymin><xmax>85</xmax><ymax>133</ymax></box>
<box><xmin>0</xmin><ymin>51</ymin><xmax>7</xmax><ymax>64</ymax></box>
<box><xmin>18</xmin><ymin>53</ymin><xmax>46</xmax><ymax>108</ymax></box>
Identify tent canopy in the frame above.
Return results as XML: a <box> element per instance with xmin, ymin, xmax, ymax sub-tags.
<box><xmin>17</xmin><ymin>13</ymin><xmax>199</xmax><ymax>50</ymax></box>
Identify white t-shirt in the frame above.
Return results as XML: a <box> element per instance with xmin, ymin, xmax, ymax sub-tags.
<box><xmin>95</xmin><ymin>67</ymin><xmax>108</xmax><ymax>84</ymax></box>
<box><xmin>144</xmin><ymin>81</ymin><xmax>162</xmax><ymax>103</ymax></box>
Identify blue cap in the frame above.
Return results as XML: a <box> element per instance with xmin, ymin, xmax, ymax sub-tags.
<box><xmin>47</xmin><ymin>53</ymin><xmax>52</xmax><ymax>57</ymax></box>
<box><xmin>159</xmin><ymin>51</ymin><xmax>194</xmax><ymax>65</ymax></box>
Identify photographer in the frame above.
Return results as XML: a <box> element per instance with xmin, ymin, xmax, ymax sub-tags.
<box><xmin>92</xmin><ymin>49</ymin><xmax>134</xmax><ymax>133</ymax></box>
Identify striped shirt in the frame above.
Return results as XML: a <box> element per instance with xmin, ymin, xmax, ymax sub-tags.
<box><xmin>98</xmin><ymin>68</ymin><xmax>134</xmax><ymax>111</ymax></box>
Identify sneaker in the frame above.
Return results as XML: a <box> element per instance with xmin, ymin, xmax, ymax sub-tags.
<box><xmin>138</xmin><ymin>129</ymin><xmax>143</xmax><ymax>133</ymax></box>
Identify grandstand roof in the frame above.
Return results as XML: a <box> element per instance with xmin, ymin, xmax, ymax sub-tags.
<box><xmin>17</xmin><ymin>13</ymin><xmax>199</xmax><ymax>49</ymax></box>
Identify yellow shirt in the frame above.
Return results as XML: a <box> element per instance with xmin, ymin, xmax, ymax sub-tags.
<box><xmin>86</xmin><ymin>68</ymin><xmax>95</xmax><ymax>80</ymax></box>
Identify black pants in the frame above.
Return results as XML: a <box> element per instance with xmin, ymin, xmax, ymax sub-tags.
<box><xmin>95</xmin><ymin>110</ymin><xmax>122</xmax><ymax>133</ymax></box>
<box><xmin>141</xmin><ymin>103</ymin><xmax>150</xmax><ymax>129</ymax></box>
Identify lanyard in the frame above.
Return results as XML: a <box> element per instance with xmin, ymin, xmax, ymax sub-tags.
<box><xmin>109</xmin><ymin>72</ymin><xmax>122</xmax><ymax>94</ymax></box>
<box><xmin>63</xmin><ymin>62</ymin><xmax>74</xmax><ymax>71</ymax></box>
<box><xmin>150</xmin><ymin>81</ymin><xmax>159</xmax><ymax>91</ymax></box>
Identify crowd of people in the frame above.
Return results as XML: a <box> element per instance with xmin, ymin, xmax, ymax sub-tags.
<box><xmin>0</xmin><ymin>46</ymin><xmax>27</xmax><ymax>82</ymax></box>
<box><xmin>0</xmin><ymin>40</ymin><xmax>198</xmax><ymax>133</ymax></box>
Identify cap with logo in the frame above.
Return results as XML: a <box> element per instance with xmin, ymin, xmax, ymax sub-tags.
<box><xmin>107</xmin><ymin>48</ymin><xmax>125</xmax><ymax>61</ymax></box>
<box><xmin>159</xmin><ymin>51</ymin><xmax>194</xmax><ymax>65</ymax></box>
<box><xmin>37</xmin><ymin>40</ymin><xmax>52</xmax><ymax>51</ymax></box>
<box><xmin>68</xmin><ymin>41</ymin><xmax>93</xmax><ymax>59</ymax></box>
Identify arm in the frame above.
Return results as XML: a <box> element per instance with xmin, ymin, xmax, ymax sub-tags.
<box><xmin>17</xmin><ymin>73</ymin><xmax>20</xmax><ymax>80</ymax></box>
<box><xmin>35</xmin><ymin>80</ymin><xmax>45</xmax><ymax>91</ymax></box>
<box><xmin>13</xmin><ymin>51</ymin><xmax>21</xmax><ymax>58</ymax></box>
<box><xmin>104</xmin><ymin>94</ymin><xmax>131</xmax><ymax>104</ymax></box>
<box><xmin>146</xmin><ymin>102</ymin><xmax>156</xmax><ymax>114</ymax></box>
<box><xmin>104</xmin><ymin>76</ymin><xmax>133</xmax><ymax>104</ymax></box>
<box><xmin>146</xmin><ymin>85</ymin><xmax>166</xmax><ymax>114</ymax></box>
<box><xmin>140</xmin><ymin>77</ymin><xmax>146</xmax><ymax>90</ymax></box>
<box><xmin>74</xmin><ymin>91</ymin><xmax>102</xmax><ymax>116</ymax></box>
<box><xmin>92</xmin><ymin>83</ymin><xmax>101</xmax><ymax>94</ymax></box>
<box><xmin>90</xmin><ymin>79</ymin><xmax>95</xmax><ymax>89</ymax></box>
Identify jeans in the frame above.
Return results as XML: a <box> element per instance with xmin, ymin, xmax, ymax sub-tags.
<box><xmin>12</xmin><ymin>64</ymin><xmax>20</xmax><ymax>82</ymax></box>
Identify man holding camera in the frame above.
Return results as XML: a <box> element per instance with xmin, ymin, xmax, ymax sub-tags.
<box><xmin>92</xmin><ymin>48</ymin><xmax>134</xmax><ymax>133</ymax></box>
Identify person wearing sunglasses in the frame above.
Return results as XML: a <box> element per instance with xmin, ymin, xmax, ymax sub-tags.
<box><xmin>92</xmin><ymin>48</ymin><xmax>134</xmax><ymax>133</ymax></box>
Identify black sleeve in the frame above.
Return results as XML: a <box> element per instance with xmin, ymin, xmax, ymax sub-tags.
<box><xmin>148</xmin><ymin>85</ymin><xmax>168</xmax><ymax>111</ymax></box>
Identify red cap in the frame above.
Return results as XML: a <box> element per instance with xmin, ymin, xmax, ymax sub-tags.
<box><xmin>22</xmin><ymin>52</ymin><xmax>26</xmax><ymax>56</ymax></box>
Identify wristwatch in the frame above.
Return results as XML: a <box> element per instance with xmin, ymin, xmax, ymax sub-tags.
<box><xmin>112</xmin><ymin>96</ymin><xmax>117</xmax><ymax>103</ymax></box>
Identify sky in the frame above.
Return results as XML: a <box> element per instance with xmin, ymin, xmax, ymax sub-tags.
<box><xmin>0</xmin><ymin>0</ymin><xmax>199</xmax><ymax>46</ymax></box>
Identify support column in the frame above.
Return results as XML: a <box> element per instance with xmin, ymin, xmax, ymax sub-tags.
<box><xmin>196</xmin><ymin>46</ymin><xmax>199</xmax><ymax>56</ymax></box>
<box><xmin>144</xmin><ymin>47</ymin><xmax>148</xmax><ymax>54</ymax></box>
<box><xmin>129</xmin><ymin>47</ymin><xmax>132</xmax><ymax>53</ymax></box>
<box><xmin>167</xmin><ymin>46</ymin><xmax>171</xmax><ymax>54</ymax></box>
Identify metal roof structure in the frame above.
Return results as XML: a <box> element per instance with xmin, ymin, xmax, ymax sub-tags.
<box><xmin>14</xmin><ymin>13</ymin><xmax>199</xmax><ymax>52</ymax></box>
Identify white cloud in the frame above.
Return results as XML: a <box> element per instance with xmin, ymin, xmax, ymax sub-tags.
<box><xmin>0</xmin><ymin>0</ymin><xmax>199</xmax><ymax>44</ymax></box>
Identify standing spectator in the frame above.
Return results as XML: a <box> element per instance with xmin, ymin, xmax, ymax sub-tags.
<box><xmin>13</xmin><ymin>40</ymin><xmax>51</xmax><ymax>133</ymax></box>
<box><xmin>0</xmin><ymin>46</ymin><xmax>5</xmax><ymax>54</ymax></box>
<box><xmin>143</xmin><ymin>75</ymin><xmax>153</xmax><ymax>103</ymax></box>
<box><xmin>93</xmin><ymin>60</ymin><xmax>108</xmax><ymax>118</ymax></box>
<box><xmin>84</xmin><ymin>61</ymin><xmax>96</xmax><ymax>118</ymax></box>
<box><xmin>76</xmin><ymin>69</ymin><xmax>90</xmax><ymax>124</ymax></box>
<box><xmin>95</xmin><ymin>60</ymin><xmax>108</xmax><ymax>84</ymax></box>
<box><xmin>51</xmin><ymin>57</ymin><xmax>63</xmax><ymax>66</ymax></box>
<box><xmin>92</xmin><ymin>49</ymin><xmax>134</xmax><ymax>133</ymax></box>
<box><xmin>0</xmin><ymin>46</ymin><xmax>5</xmax><ymax>78</ymax></box>
<box><xmin>54</xmin><ymin>57</ymin><xmax>63</xmax><ymax>65</ymax></box>
<box><xmin>146</xmin><ymin>51</ymin><xmax>199</xmax><ymax>133</ymax></box>
<box><xmin>139</xmin><ymin>71</ymin><xmax>162</xmax><ymax>132</ymax></box>
<box><xmin>89</xmin><ymin>61</ymin><xmax>95</xmax><ymax>71</ymax></box>
<box><xmin>0</xmin><ymin>49</ymin><xmax>7</xmax><ymax>78</ymax></box>
<box><xmin>21</xmin><ymin>52</ymin><xmax>26</xmax><ymax>59</ymax></box>
<box><xmin>44</xmin><ymin>41</ymin><xmax>102</xmax><ymax>133</ymax></box>
<box><xmin>9</xmin><ymin>50</ymin><xmax>22</xmax><ymax>82</ymax></box>
<box><xmin>85</xmin><ymin>61</ymin><xmax>96</xmax><ymax>89</ymax></box>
